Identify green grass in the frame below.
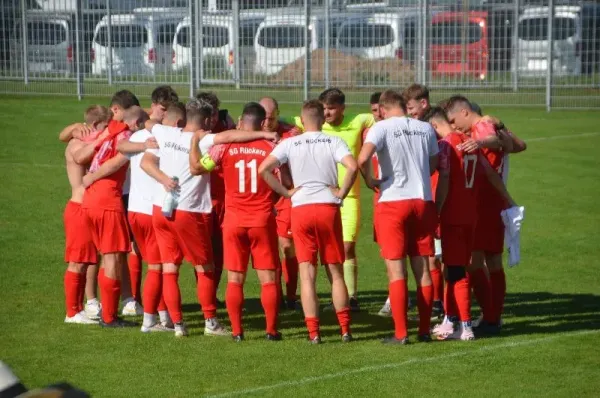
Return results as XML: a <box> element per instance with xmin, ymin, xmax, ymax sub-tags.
<box><xmin>0</xmin><ymin>96</ymin><xmax>599</xmax><ymax>397</ymax></box>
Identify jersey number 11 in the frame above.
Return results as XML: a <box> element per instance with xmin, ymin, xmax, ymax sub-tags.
<box><xmin>235</xmin><ymin>159</ymin><xmax>258</xmax><ymax>193</ymax></box>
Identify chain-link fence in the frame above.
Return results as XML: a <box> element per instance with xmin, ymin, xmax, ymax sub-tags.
<box><xmin>1</xmin><ymin>0</ymin><xmax>599</xmax><ymax>109</ymax></box>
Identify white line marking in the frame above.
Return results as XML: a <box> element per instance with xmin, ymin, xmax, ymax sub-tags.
<box><xmin>204</xmin><ymin>329</ymin><xmax>600</xmax><ymax>398</ymax></box>
<box><xmin>1</xmin><ymin>132</ymin><xmax>599</xmax><ymax>170</ymax></box>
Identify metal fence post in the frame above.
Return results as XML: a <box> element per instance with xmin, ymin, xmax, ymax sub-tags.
<box><xmin>196</xmin><ymin>0</ymin><xmax>202</xmax><ymax>89</ymax></box>
<box><xmin>512</xmin><ymin>0</ymin><xmax>519</xmax><ymax>92</ymax></box>
<box><xmin>546</xmin><ymin>0</ymin><xmax>554</xmax><ymax>112</ymax></box>
<box><xmin>75</xmin><ymin>0</ymin><xmax>83</xmax><ymax>99</ymax></box>
<box><xmin>232</xmin><ymin>0</ymin><xmax>240</xmax><ymax>89</ymax></box>
<box><xmin>20</xmin><ymin>0</ymin><xmax>28</xmax><ymax>85</ymax></box>
<box><xmin>189</xmin><ymin>0</ymin><xmax>194</xmax><ymax>98</ymax></box>
<box><xmin>324</xmin><ymin>0</ymin><xmax>330</xmax><ymax>89</ymax></box>
<box><xmin>106</xmin><ymin>0</ymin><xmax>112</xmax><ymax>85</ymax></box>
<box><xmin>422</xmin><ymin>0</ymin><xmax>429</xmax><ymax>86</ymax></box>
<box><xmin>303</xmin><ymin>0</ymin><xmax>310</xmax><ymax>101</ymax></box>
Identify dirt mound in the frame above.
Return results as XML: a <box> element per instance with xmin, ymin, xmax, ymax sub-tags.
<box><xmin>271</xmin><ymin>49</ymin><xmax>416</xmax><ymax>87</ymax></box>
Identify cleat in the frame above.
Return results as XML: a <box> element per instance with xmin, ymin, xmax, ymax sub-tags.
<box><xmin>159</xmin><ymin>310</ymin><xmax>174</xmax><ymax>329</ymax></box>
<box><xmin>474</xmin><ymin>321</ymin><xmax>502</xmax><ymax>335</ymax></box>
<box><xmin>265</xmin><ymin>332</ymin><xmax>282</xmax><ymax>341</ymax></box>
<box><xmin>100</xmin><ymin>318</ymin><xmax>137</xmax><ymax>328</ymax></box>
<box><xmin>286</xmin><ymin>299</ymin><xmax>300</xmax><ymax>311</ymax></box>
<box><xmin>432</xmin><ymin>318</ymin><xmax>455</xmax><ymax>337</ymax></box>
<box><xmin>381</xmin><ymin>336</ymin><xmax>410</xmax><ymax>345</ymax></box>
<box><xmin>174</xmin><ymin>323</ymin><xmax>188</xmax><ymax>337</ymax></box>
<box><xmin>438</xmin><ymin>325</ymin><xmax>475</xmax><ymax>341</ymax></box>
<box><xmin>342</xmin><ymin>333</ymin><xmax>353</xmax><ymax>343</ymax></box>
<box><xmin>418</xmin><ymin>334</ymin><xmax>432</xmax><ymax>343</ymax></box>
<box><xmin>121</xmin><ymin>300</ymin><xmax>143</xmax><ymax>317</ymax></box>
<box><xmin>204</xmin><ymin>318</ymin><xmax>230</xmax><ymax>336</ymax></box>
<box><xmin>232</xmin><ymin>334</ymin><xmax>244</xmax><ymax>342</ymax></box>
<box><xmin>141</xmin><ymin>323</ymin><xmax>173</xmax><ymax>333</ymax></box>
<box><xmin>378</xmin><ymin>301</ymin><xmax>392</xmax><ymax>317</ymax></box>
<box><xmin>65</xmin><ymin>311</ymin><xmax>99</xmax><ymax>325</ymax></box>
<box><xmin>161</xmin><ymin>319</ymin><xmax>174</xmax><ymax>329</ymax></box>
<box><xmin>84</xmin><ymin>300</ymin><xmax>101</xmax><ymax>320</ymax></box>
<box><xmin>309</xmin><ymin>336</ymin><xmax>322</xmax><ymax>344</ymax></box>
<box><xmin>349</xmin><ymin>297</ymin><xmax>360</xmax><ymax>312</ymax></box>
<box><xmin>432</xmin><ymin>301</ymin><xmax>444</xmax><ymax>319</ymax></box>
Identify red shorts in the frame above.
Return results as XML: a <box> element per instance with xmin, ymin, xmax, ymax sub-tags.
<box><xmin>375</xmin><ymin>199</ymin><xmax>436</xmax><ymax>259</ymax></box>
<box><xmin>473</xmin><ymin>211</ymin><xmax>504</xmax><ymax>254</ymax></box>
<box><xmin>291</xmin><ymin>204</ymin><xmax>344</xmax><ymax>265</ymax></box>
<box><xmin>64</xmin><ymin>201</ymin><xmax>97</xmax><ymax>264</ymax></box>
<box><xmin>212</xmin><ymin>200</ymin><xmax>225</xmax><ymax>233</ymax></box>
<box><xmin>128</xmin><ymin>211</ymin><xmax>161</xmax><ymax>264</ymax></box>
<box><xmin>441</xmin><ymin>223</ymin><xmax>474</xmax><ymax>266</ymax></box>
<box><xmin>84</xmin><ymin>207</ymin><xmax>130</xmax><ymax>254</ymax></box>
<box><xmin>223</xmin><ymin>220</ymin><xmax>280</xmax><ymax>273</ymax></box>
<box><xmin>276</xmin><ymin>206</ymin><xmax>292</xmax><ymax>239</ymax></box>
<box><xmin>152</xmin><ymin>206</ymin><xmax>213</xmax><ymax>266</ymax></box>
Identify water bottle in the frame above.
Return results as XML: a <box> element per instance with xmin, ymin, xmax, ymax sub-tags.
<box><xmin>162</xmin><ymin>176</ymin><xmax>179</xmax><ymax>217</ymax></box>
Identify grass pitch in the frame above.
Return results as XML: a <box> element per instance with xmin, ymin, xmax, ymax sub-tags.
<box><xmin>0</xmin><ymin>96</ymin><xmax>599</xmax><ymax>397</ymax></box>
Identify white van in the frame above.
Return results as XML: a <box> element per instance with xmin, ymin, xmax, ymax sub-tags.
<box><xmin>515</xmin><ymin>6</ymin><xmax>582</xmax><ymax>76</ymax></box>
<box><xmin>336</xmin><ymin>11</ymin><xmax>419</xmax><ymax>63</ymax></box>
<box><xmin>172</xmin><ymin>13</ymin><xmax>264</xmax><ymax>78</ymax></box>
<box><xmin>254</xmin><ymin>12</ymin><xmax>360</xmax><ymax>76</ymax></box>
<box><xmin>91</xmin><ymin>10</ymin><xmax>185</xmax><ymax>77</ymax></box>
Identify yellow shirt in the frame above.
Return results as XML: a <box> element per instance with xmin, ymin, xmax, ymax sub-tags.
<box><xmin>293</xmin><ymin>113</ymin><xmax>375</xmax><ymax>197</ymax></box>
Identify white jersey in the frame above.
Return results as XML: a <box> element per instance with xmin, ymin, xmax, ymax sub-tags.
<box><xmin>147</xmin><ymin>124</ymin><xmax>212</xmax><ymax>214</ymax></box>
<box><xmin>365</xmin><ymin>116</ymin><xmax>439</xmax><ymax>202</ymax></box>
<box><xmin>269</xmin><ymin>131</ymin><xmax>351</xmax><ymax>207</ymax></box>
<box><xmin>126</xmin><ymin>129</ymin><xmax>157</xmax><ymax>215</ymax></box>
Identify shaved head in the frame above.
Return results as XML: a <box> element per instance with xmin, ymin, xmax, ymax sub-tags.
<box><xmin>259</xmin><ymin>97</ymin><xmax>280</xmax><ymax>132</ymax></box>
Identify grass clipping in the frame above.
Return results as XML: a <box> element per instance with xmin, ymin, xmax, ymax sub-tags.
<box><xmin>270</xmin><ymin>49</ymin><xmax>416</xmax><ymax>87</ymax></box>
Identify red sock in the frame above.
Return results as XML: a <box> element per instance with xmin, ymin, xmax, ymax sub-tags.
<box><xmin>197</xmin><ymin>271</ymin><xmax>217</xmax><ymax>319</ymax></box>
<box><xmin>304</xmin><ymin>317</ymin><xmax>320</xmax><ymax>339</ymax></box>
<box><xmin>157</xmin><ymin>295</ymin><xmax>167</xmax><ymax>312</ymax></box>
<box><xmin>142</xmin><ymin>270</ymin><xmax>162</xmax><ymax>315</ymax></box>
<box><xmin>100</xmin><ymin>276</ymin><xmax>120</xmax><ymax>324</ymax></box>
<box><xmin>335</xmin><ymin>307</ymin><xmax>351</xmax><ymax>335</ymax></box>
<box><xmin>127</xmin><ymin>253</ymin><xmax>142</xmax><ymax>302</ymax></box>
<box><xmin>453</xmin><ymin>277</ymin><xmax>471</xmax><ymax>322</ymax></box>
<box><xmin>389</xmin><ymin>279</ymin><xmax>408</xmax><ymax>339</ymax></box>
<box><xmin>226</xmin><ymin>282</ymin><xmax>244</xmax><ymax>336</ymax></box>
<box><xmin>489</xmin><ymin>269</ymin><xmax>506</xmax><ymax>324</ymax></box>
<box><xmin>282</xmin><ymin>256</ymin><xmax>299</xmax><ymax>301</ymax></box>
<box><xmin>76</xmin><ymin>271</ymin><xmax>86</xmax><ymax>312</ymax></box>
<box><xmin>469</xmin><ymin>268</ymin><xmax>493</xmax><ymax>322</ymax></box>
<box><xmin>444</xmin><ymin>283</ymin><xmax>458</xmax><ymax>318</ymax></box>
<box><xmin>430</xmin><ymin>264</ymin><xmax>443</xmax><ymax>302</ymax></box>
<box><xmin>416</xmin><ymin>285</ymin><xmax>434</xmax><ymax>335</ymax></box>
<box><xmin>64</xmin><ymin>271</ymin><xmax>83</xmax><ymax>317</ymax></box>
<box><xmin>162</xmin><ymin>272</ymin><xmax>182</xmax><ymax>323</ymax></box>
<box><xmin>261</xmin><ymin>282</ymin><xmax>279</xmax><ymax>335</ymax></box>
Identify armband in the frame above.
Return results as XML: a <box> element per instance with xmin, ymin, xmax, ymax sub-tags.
<box><xmin>200</xmin><ymin>154</ymin><xmax>216</xmax><ymax>172</ymax></box>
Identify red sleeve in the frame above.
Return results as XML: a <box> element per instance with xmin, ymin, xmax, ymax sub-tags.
<box><xmin>473</xmin><ymin>121</ymin><xmax>497</xmax><ymax>140</ymax></box>
<box><xmin>208</xmin><ymin>144</ymin><xmax>227</xmax><ymax>165</ymax></box>
<box><xmin>438</xmin><ymin>139</ymin><xmax>452</xmax><ymax>172</ymax></box>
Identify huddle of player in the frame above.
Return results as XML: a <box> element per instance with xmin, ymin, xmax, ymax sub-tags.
<box><xmin>59</xmin><ymin>83</ymin><xmax>526</xmax><ymax>344</ymax></box>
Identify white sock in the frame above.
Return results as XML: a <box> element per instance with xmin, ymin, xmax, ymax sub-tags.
<box><xmin>384</xmin><ymin>297</ymin><xmax>391</xmax><ymax>306</ymax></box>
<box><xmin>158</xmin><ymin>310</ymin><xmax>170</xmax><ymax>324</ymax></box>
<box><xmin>86</xmin><ymin>298</ymin><xmax>99</xmax><ymax>305</ymax></box>
<box><xmin>143</xmin><ymin>313</ymin><xmax>157</xmax><ymax>327</ymax></box>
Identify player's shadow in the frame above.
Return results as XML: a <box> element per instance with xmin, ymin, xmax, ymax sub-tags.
<box><xmin>181</xmin><ymin>290</ymin><xmax>600</xmax><ymax>339</ymax></box>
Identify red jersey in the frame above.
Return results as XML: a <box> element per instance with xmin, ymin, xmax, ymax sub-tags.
<box><xmin>471</xmin><ymin>120</ymin><xmax>507</xmax><ymax>214</ymax></box>
<box><xmin>438</xmin><ymin>132</ymin><xmax>480</xmax><ymax>226</ymax></box>
<box><xmin>209</xmin><ymin>139</ymin><xmax>276</xmax><ymax>227</ymax></box>
<box><xmin>274</xmin><ymin>122</ymin><xmax>300</xmax><ymax>211</ymax></box>
<box><xmin>209</xmin><ymin>116</ymin><xmax>237</xmax><ymax>206</ymax></box>
<box><xmin>82</xmin><ymin>120</ymin><xmax>131</xmax><ymax>211</ymax></box>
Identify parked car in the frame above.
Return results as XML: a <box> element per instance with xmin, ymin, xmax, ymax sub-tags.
<box><xmin>515</xmin><ymin>5</ymin><xmax>582</xmax><ymax>76</ymax></box>
<box><xmin>336</xmin><ymin>10</ymin><xmax>419</xmax><ymax>64</ymax></box>
<box><xmin>254</xmin><ymin>12</ymin><xmax>361</xmax><ymax>76</ymax></box>
<box><xmin>10</xmin><ymin>10</ymin><xmax>75</xmax><ymax>76</ymax></box>
<box><xmin>172</xmin><ymin>12</ymin><xmax>264</xmax><ymax>78</ymax></box>
<box><xmin>91</xmin><ymin>9</ymin><xmax>185</xmax><ymax>77</ymax></box>
<box><xmin>429</xmin><ymin>11</ymin><xmax>489</xmax><ymax>80</ymax></box>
